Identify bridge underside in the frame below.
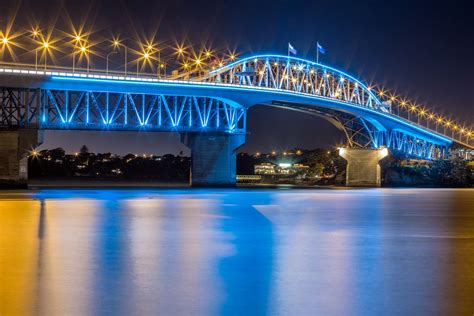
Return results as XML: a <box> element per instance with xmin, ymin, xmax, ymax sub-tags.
<box><xmin>268</xmin><ymin>101</ymin><xmax>449</xmax><ymax>160</ymax></box>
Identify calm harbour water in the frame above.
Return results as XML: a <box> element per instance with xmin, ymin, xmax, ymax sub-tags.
<box><xmin>1</xmin><ymin>188</ymin><xmax>473</xmax><ymax>315</ymax></box>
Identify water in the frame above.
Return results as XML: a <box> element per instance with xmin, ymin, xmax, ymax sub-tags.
<box><xmin>1</xmin><ymin>188</ymin><xmax>473</xmax><ymax>315</ymax></box>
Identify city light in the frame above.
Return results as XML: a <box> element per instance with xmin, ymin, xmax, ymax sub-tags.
<box><xmin>2</xmin><ymin>37</ymin><xmax>8</xmax><ymax>44</ymax></box>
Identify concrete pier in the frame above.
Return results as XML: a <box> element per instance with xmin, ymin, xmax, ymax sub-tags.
<box><xmin>181</xmin><ymin>133</ymin><xmax>246</xmax><ymax>187</ymax></box>
<box><xmin>0</xmin><ymin>128</ymin><xmax>43</xmax><ymax>188</ymax></box>
<box><xmin>339</xmin><ymin>147</ymin><xmax>389</xmax><ymax>187</ymax></box>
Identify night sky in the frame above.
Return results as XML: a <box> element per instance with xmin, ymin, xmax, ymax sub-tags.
<box><xmin>1</xmin><ymin>0</ymin><xmax>473</xmax><ymax>155</ymax></box>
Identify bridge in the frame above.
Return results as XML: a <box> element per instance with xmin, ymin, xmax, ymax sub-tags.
<box><xmin>1</xmin><ymin>54</ymin><xmax>472</xmax><ymax>187</ymax></box>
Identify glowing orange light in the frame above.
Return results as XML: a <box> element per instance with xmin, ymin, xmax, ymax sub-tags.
<box><xmin>80</xmin><ymin>46</ymin><xmax>86</xmax><ymax>53</ymax></box>
<box><xmin>2</xmin><ymin>37</ymin><xmax>9</xmax><ymax>44</ymax></box>
<box><xmin>43</xmin><ymin>42</ymin><xmax>49</xmax><ymax>48</ymax></box>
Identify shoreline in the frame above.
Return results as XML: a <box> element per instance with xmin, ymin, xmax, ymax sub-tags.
<box><xmin>0</xmin><ymin>178</ymin><xmax>467</xmax><ymax>190</ymax></box>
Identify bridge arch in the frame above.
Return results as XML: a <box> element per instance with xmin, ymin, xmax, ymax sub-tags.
<box><xmin>203</xmin><ymin>54</ymin><xmax>452</xmax><ymax>159</ymax></box>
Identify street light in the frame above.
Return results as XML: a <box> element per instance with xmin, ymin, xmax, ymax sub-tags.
<box><xmin>31</xmin><ymin>30</ymin><xmax>40</xmax><ymax>69</ymax></box>
<box><xmin>42</xmin><ymin>41</ymin><xmax>50</xmax><ymax>70</ymax></box>
<box><xmin>113</xmin><ymin>39</ymin><xmax>128</xmax><ymax>76</ymax></box>
<box><xmin>72</xmin><ymin>33</ymin><xmax>84</xmax><ymax>73</ymax></box>
<box><xmin>78</xmin><ymin>46</ymin><xmax>90</xmax><ymax>74</ymax></box>
<box><xmin>137</xmin><ymin>51</ymin><xmax>150</xmax><ymax>77</ymax></box>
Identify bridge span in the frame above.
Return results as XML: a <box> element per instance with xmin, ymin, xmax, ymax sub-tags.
<box><xmin>1</xmin><ymin>55</ymin><xmax>472</xmax><ymax>187</ymax></box>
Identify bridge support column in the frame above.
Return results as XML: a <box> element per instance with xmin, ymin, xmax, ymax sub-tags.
<box><xmin>181</xmin><ymin>133</ymin><xmax>246</xmax><ymax>187</ymax></box>
<box><xmin>339</xmin><ymin>147</ymin><xmax>389</xmax><ymax>187</ymax></box>
<box><xmin>0</xmin><ymin>128</ymin><xmax>43</xmax><ymax>188</ymax></box>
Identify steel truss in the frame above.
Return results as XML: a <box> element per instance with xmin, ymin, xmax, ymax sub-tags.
<box><xmin>270</xmin><ymin>101</ymin><xmax>446</xmax><ymax>159</ymax></box>
<box><xmin>0</xmin><ymin>87</ymin><xmax>246</xmax><ymax>133</ymax></box>
<box><xmin>206</xmin><ymin>56</ymin><xmax>386</xmax><ymax>112</ymax></box>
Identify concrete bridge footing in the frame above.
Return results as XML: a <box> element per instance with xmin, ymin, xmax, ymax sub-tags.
<box><xmin>181</xmin><ymin>132</ymin><xmax>246</xmax><ymax>187</ymax></box>
<box><xmin>0</xmin><ymin>128</ymin><xmax>43</xmax><ymax>188</ymax></box>
<box><xmin>339</xmin><ymin>147</ymin><xmax>389</xmax><ymax>187</ymax></box>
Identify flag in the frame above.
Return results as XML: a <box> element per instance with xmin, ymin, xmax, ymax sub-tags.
<box><xmin>317</xmin><ymin>42</ymin><xmax>326</xmax><ymax>54</ymax></box>
<box><xmin>288</xmin><ymin>43</ymin><xmax>297</xmax><ymax>55</ymax></box>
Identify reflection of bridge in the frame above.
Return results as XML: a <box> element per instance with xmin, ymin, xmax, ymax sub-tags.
<box><xmin>1</xmin><ymin>55</ymin><xmax>472</xmax><ymax>187</ymax></box>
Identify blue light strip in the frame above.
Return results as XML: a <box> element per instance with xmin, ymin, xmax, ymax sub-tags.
<box><xmin>50</xmin><ymin>75</ymin><xmax>452</xmax><ymax>145</ymax></box>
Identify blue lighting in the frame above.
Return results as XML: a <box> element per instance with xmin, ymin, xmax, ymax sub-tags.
<box><xmin>208</xmin><ymin>54</ymin><xmax>382</xmax><ymax>106</ymax></box>
<box><xmin>50</xmin><ymin>75</ymin><xmax>452</xmax><ymax>145</ymax></box>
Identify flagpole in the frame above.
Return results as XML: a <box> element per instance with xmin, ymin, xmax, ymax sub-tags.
<box><xmin>317</xmin><ymin>42</ymin><xmax>319</xmax><ymax>64</ymax></box>
<box><xmin>287</xmin><ymin>43</ymin><xmax>291</xmax><ymax>89</ymax></box>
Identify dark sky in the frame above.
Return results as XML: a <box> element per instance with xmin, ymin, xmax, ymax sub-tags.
<box><xmin>1</xmin><ymin>0</ymin><xmax>473</xmax><ymax>155</ymax></box>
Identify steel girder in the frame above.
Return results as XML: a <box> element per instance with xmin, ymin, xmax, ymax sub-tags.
<box><xmin>0</xmin><ymin>87</ymin><xmax>246</xmax><ymax>133</ymax></box>
<box><xmin>269</xmin><ymin>100</ymin><xmax>446</xmax><ymax>159</ymax></box>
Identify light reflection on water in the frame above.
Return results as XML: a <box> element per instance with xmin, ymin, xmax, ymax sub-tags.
<box><xmin>1</xmin><ymin>188</ymin><xmax>473</xmax><ymax>315</ymax></box>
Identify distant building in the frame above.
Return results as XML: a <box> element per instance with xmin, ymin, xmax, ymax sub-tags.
<box><xmin>254</xmin><ymin>163</ymin><xmax>276</xmax><ymax>175</ymax></box>
<box><xmin>254</xmin><ymin>162</ymin><xmax>310</xmax><ymax>176</ymax></box>
<box><xmin>275</xmin><ymin>163</ymin><xmax>309</xmax><ymax>175</ymax></box>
